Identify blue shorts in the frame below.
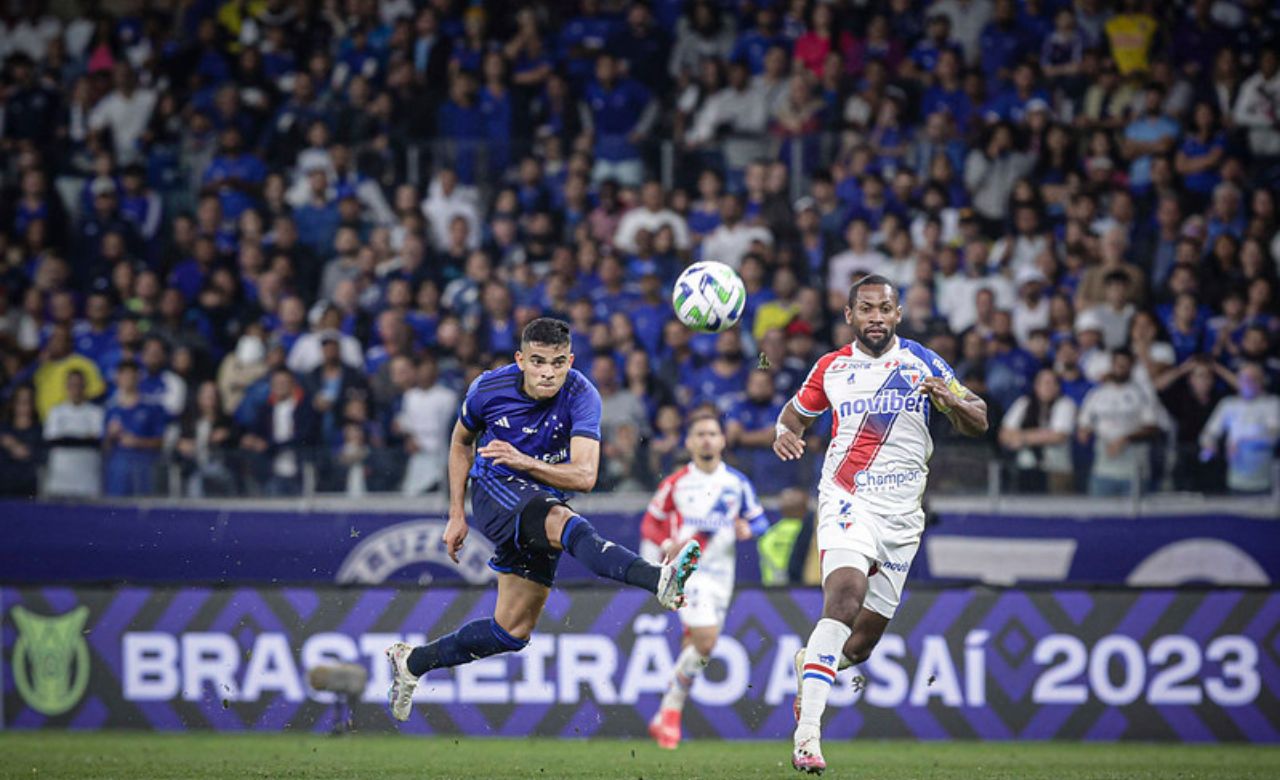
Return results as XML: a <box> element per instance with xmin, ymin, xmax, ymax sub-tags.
<box><xmin>470</xmin><ymin>475</ymin><xmax>569</xmax><ymax>587</ymax></box>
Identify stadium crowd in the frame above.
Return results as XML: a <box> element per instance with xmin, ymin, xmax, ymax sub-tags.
<box><xmin>1</xmin><ymin>0</ymin><xmax>1278</xmax><ymax>500</ymax></box>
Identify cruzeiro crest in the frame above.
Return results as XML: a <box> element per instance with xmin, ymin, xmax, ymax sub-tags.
<box><xmin>11</xmin><ymin>605</ymin><xmax>90</xmax><ymax>716</ymax></box>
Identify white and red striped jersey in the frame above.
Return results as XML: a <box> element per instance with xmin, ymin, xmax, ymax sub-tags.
<box><xmin>790</xmin><ymin>336</ymin><xmax>967</xmax><ymax>515</ymax></box>
<box><xmin>642</xmin><ymin>462</ymin><xmax>767</xmax><ymax>583</ymax></box>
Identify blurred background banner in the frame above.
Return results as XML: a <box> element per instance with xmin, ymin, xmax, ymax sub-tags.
<box><xmin>3</xmin><ymin>586</ymin><xmax>1276</xmax><ymax>742</ymax></box>
<box><xmin>5</xmin><ymin>499</ymin><xmax>1277</xmax><ymax>587</ymax></box>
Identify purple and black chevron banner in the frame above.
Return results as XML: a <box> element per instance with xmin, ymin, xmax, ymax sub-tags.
<box><xmin>3</xmin><ymin>586</ymin><xmax>1278</xmax><ymax>742</ymax></box>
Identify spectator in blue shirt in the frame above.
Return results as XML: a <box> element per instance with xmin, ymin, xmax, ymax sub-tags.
<box><xmin>478</xmin><ymin>52</ymin><xmax>514</xmax><ymax>178</ymax></box>
<box><xmin>730</xmin><ymin>6</ymin><xmax>786</xmax><ymax>76</ymax></box>
<box><xmin>979</xmin><ymin>0</ymin><xmax>1026</xmax><ymax>89</ymax></box>
<box><xmin>611</xmin><ymin>3</ymin><xmax>671</xmax><ymax>93</ymax></box>
<box><xmin>583</xmin><ymin>53</ymin><xmax>656</xmax><ymax>186</ymax></box>
<box><xmin>983</xmin><ymin>63</ymin><xmax>1052</xmax><ymax>125</ymax></box>
<box><xmin>292</xmin><ymin>168</ymin><xmax>341</xmax><ymax>256</ymax></box>
<box><xmin>240</xmin><ymin>367</ymin><xmax>315</xmax><ymax>497</ymax></box>
<box><xmin>437</xmin><ymin>71</ymin><xmax>486</xmax><ymax>183</ymax></box>
<box><xmin>1175</xmin><ymin>100</ymin><xmax>1227</xmax><ymax>210</ymax></box>
<box><xmin>690</xmin><ymin>331</ymin><xmax>750</xmax><ymax>413</ymax></box>
<box><xmin>907</xmin><ymin>13</ymin><xmax>962</xmax><ymax>81</ymax></box>
<box><xmin>103</xmin><ymin>361</ymin><xmax>168</xmax><ymax>497</ymax></box>
<box><xmin>559</xmin><ymin>0</ymin><xmax>619</xmax><ymax>88</ymax></box>
<box><xmin>1122</xmin><ymin>86</ymin><xmax>1180</xmax><ymax>193</ymax></box>
<box><xmin>726</xmin><ymin>369</ymin><xmax>793</xmax><ymax>495</ymax></box>
<box><xmin>202</xmin><ymin>126</ymin><xmax>267</xmax><ymax>221</ymax></box>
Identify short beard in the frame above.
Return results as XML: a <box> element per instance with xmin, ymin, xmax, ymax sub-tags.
<box><xmin>855</xmin><ymin>325</ymin><xmax>894</xmax><ymax>355</ymax></box>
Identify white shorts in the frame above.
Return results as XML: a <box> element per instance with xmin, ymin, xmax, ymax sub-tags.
<box><xmin>815</xmin><ymin>494</ymin><xmax>924</xmax><ymax>619</ymax></box>
<box><xmin>678</xmin><ymin>572</ymin><xmax>732</xmax><ymax>630</ymax></box>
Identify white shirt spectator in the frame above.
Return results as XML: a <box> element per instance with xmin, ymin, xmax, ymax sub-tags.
<box><xmin>1079</xmin><ymin>379</ymin><xmax>1159</xmax><ymax>481</ymax></box>
<box><xmin>397</xmin><ymin>383</ymin><xmax>459</xmax><ymax>495</ymax></box>
<box><xmin>990</xmin><ymin>233</ymin><xmax>1050</xmax><ymax>277</ymax></box>
<box><xmin>686</xmin><ymin>83</ymin><xmax>770</xmax><ymax>144</ymax></box>
<box><xmin>6</xmin><ymin>13</ymin><xmax>61</xmax><ymax>60</ymax></box>
<box><xmin>826</xmin><ymin>248</ymin><xmax>887</xmax><ymax>291</ymax></box>
<box><xmin>613</xmin><ymin>206</ymin><xmax>691</xmax><ymax>253</ymax></box>
<box><xmin>910</xmin><ymin>209</ymin><xmax>960</xmax><ymax>247</ymax></box>
<box><xmin>702</xmin><ymin>222</ymin><xmax>773</xmax><ymax>270</ymax></box>
<box><xmin>89</xmin><ymin>86</ymin><xmax>158</xmax><ymax>165</ymax></box>
<box><xmin>929</xmin><ymin>0</ymin><xmax>994</xmax><ymax>65</ymax></box>
<box><xmin>944</xmin><ymin>275</ymin><xmax>1016</xmax><ymax>334</ymax></box>
<box><xmin>287</xmin><ymin>331</ymin><xmax>364</xmax><ymax>373</ymax></box>
<box><xmin>1233</xmin><ymin>65</ymin><xmax>1280</xmax><ymax>158</ymax></box>
<box><xmin>1012</xmin><ymin>295</ymin><xmax>1051</xmax><ymax>345</ymax></box>
<box><xmin>1200</xmin><ymin>392</ymin><xmax>1280</xmax><ymax>493</ymax></box>
<box><xmin>42</xmin><ymin>400</ymin><xmax>104</xmax><ymax>497</ymax></box>
<box><xmin>272</xmin><ymin>397</ymin><xmax>299</xmax><ymax>478</ymax></box>
<box><xmin>1001</xmin><ymin>394</ymin><xmax>1077</xmax><ymax>476</ymax></box>
<box><xmin>421</xmin><ymin>176</ymin><xmax>482</xmax><ymax>251</ymax></box>
<box><xmin>1082</xmin><ymin>302</ymin><xmax>1135</xmax><ymax>350</ymax></box>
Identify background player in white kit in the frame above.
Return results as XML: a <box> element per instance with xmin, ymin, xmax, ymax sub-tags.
<box><xmin>773</xmin><ymin>276</ymin><xmax>988</xmax><ymax>774</ymax></box>
<box><xmin>641</xmin><ymin>409</ymin><xmax>768</xmax><ymax>749</ymax></box>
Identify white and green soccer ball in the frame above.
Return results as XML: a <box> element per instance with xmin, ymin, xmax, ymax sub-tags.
<box><xmin>672</xmin><ymin>261</ymin><xmax>746</xmax><ymax>333</ymax></box>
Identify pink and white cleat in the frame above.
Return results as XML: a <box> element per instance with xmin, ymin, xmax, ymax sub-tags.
<box><xmin>792</xmin><ymin>728</ymin><xmax>826</xmax><ymax>775</ymax></box>
<box><xmin>647</xmin><ymin>707</ymin><xmax>681</xmax><ymax>749</ymax></box>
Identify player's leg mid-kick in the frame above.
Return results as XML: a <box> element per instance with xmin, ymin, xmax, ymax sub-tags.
<box><xmin>383</xmin><ymin>318</ymin><xmax>701</xmax><ymax>723</ymax></box>
<box><xmin>385</xmin><ymin>497</ymin><xmax>702</xmax><ymax>722</ymax></box>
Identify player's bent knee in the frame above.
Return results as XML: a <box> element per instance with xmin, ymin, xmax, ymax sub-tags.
<box><xmin>490</xmin><ymin>616</ymin><xmax>534</xmax><ymax>648</ymax></box>
<box><xmin>517</xmin><ymin>496</ymin><xmax>568</xmax><ymax>553</ymax></box>
<box><xmin>691</xmin><ymin>633</ymin><xmax>718</xmax><ymax>657</ymax></box>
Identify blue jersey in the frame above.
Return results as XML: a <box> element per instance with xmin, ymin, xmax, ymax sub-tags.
<box><xmin>460</xmin><ymin>363</ymin><xmax>602</xmax><ymax>500</ymax></box>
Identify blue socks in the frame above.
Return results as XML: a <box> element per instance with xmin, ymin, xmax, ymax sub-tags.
<box><xmin>405</xmin><ymin>516</ymin><xmax>661</xmax><ymax>679</ymax></box>
<box><xmin>561</xmin><ymin>514</ymin><xmax>661</xmax><ymax>593</ymax></box>
<box><xmin>406</xmin><ymin>618</ymin><xmax>528</xmax><ymax>676</ymax></box>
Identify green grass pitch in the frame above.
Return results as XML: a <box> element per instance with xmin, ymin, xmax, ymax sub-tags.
<box><xmin>0</xmin><ymin>733</ymin><xmax>1277</xmax><ymax>780</ymax></box>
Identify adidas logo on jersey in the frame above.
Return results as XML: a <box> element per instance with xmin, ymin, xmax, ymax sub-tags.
<box><xmin>495</xmin><ymin>416</ymin><xmax>511</xmax><ymax>428</ymax></box>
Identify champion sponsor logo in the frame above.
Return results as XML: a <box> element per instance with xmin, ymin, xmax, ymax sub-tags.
<box><xmin>879</xmin><ymin>560</ymin><xmax>910</xmax><ymax>573</ymax></box>
<box><xmin>837</xmin><ymin>392</ymin><xmax>927</xmax><ymax>417</ymax></box>
<box><xmin>495</xmin><ymin>416</ymin><xmax>511</xmax><ymax>428</ymax></box>
<box><xmin>522</xmin><ymin>426</ymin><xmax>538</xmax><ymax>434</ymax></box>
<box><xmin>853</xmin><ymin>469</ymin><xmax>924</xmax><ymax>491</ymax></box>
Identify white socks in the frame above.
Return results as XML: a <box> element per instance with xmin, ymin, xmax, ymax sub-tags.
<box><xmin>660</xmin><ymin>645</ymin><xmax>709</xmax><ymax>712</ymax></box>
<box><xmin>797</xmin><ymin>618</ymin><xmax>853</xmax><ymax>729</ymax></box>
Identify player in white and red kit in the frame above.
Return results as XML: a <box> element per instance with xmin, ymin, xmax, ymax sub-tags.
<box><xmin>774</xmin><ymin>276</ymin><xmax>988</xmax><ymax>774</ymax></box>
<box><xmin>642</xmin><ymin>409</ymin><xmax>768</xmax><ymax>749</ymax></box>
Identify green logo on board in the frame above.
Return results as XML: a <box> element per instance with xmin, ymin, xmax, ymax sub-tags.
<box><xmin>11</xmin><ymin>605</ymin><xmax>90</xmax><ymax>716</ymax></box>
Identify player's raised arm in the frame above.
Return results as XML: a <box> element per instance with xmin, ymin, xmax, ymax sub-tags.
<box><xmin>445</xmin><ymin>419</ymin><xmax>478</xmax><ymax>562</ymax></box>
<box><xmin>479</xmin><ymin>434</ymin><xmax>600</xmax><ymax>493</ymax></box>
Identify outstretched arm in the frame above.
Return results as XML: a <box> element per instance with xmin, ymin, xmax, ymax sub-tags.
<box><xmin>918</xmin><ymin>376</ymin><xmax>989</xmax><ymax>437</ymax></box>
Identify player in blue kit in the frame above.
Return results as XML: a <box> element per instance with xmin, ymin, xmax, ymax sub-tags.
<box><xmin>384</xmin><ymin>318</ymin><xmax>701</xmax><ymax>721</ymax></box>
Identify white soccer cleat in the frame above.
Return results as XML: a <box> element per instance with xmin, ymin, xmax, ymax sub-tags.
<box><xmin>384</xmin><ymin>641</ymin><xmax>419</xmax><ymax>722</ymax></box>
<box><xmin>655</xmin><ymin>540</ymin><xmax>701</xmax><ymax>610</ymax></box>
<box><xmin>792</xmin><ymin>726</ymin><xmax>826</xmax><ymax>774</ymax></box>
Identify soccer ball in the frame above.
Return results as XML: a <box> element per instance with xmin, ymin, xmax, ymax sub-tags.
<box><xmin>672</xmin><ymin>261</ymin><xmax>746</xmax><ymax>333</ymax></box>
